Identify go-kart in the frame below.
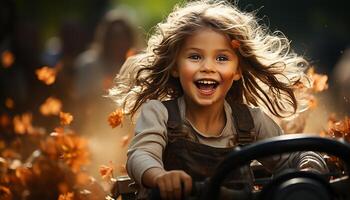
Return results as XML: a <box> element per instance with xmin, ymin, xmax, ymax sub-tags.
<box><xmin>114</xmin><ymin>134</ymin><xmax>350</xmax><ymax>200</ymax></box>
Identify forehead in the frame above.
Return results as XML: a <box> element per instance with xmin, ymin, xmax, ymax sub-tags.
<box><xmin>182</xmin><ymin>28</ymin><xmax>232</xmax><ymax>50</ymax></box>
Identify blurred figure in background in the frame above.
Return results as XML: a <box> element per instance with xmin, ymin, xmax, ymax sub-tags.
<box><xmin>75</xmin><ymin>9</ymin><xmax>137</xmax><ymax>97</ymax></box>
<box><xmin>72</xmin><ymin>8</ymin><xmax>140</xmax><ymax>182</ymax></box>
<box><xmin>73</xmin><ymin>9</ymin><xmax>137</xmax><ymax>130</ymax></box>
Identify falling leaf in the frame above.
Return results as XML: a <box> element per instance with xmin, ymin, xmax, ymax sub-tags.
<box><xmin>58</xmin><ymin>182</ymin><xmax>70</xmax><ymax>194</ymax></box>
<box><xmin>108</xmin><ymin>109</ymin><xmax>123</xmax><ymax>128</ymax></box>
<box><xmin>40</xmin><ymin>137</ymin><xmax>60</xmax><ymax>160</ymax></box>
<box><xmin>307</xmin><ymin>96</ymin><xmax>318</xmax><ymax>109</ymax></box>
<box><xmin>0</xmin><ymin>140</ymin><xmax>5</xmax><ymax>149</ymax></box>
<box><xmin>15</xmin><ymin>166</ymin><xmax>32</xmax><ymax>185</ymax></box>
<box><xmin>51</xmin><ymin>127</ymin><xmax>66</xmax><ymax>136</ymax></box>
<box><xmin>125</xmin><ymin>48</ymin><xmax>136</xmax><ymax>59</ymax></box>
<box><xmin>59</xmin><ymin>135</ymin><xmax>90</xmax><ymax>173</ymax></box>
<box><xmin>5</xmin><ymin>98</ymin><xmax>14</xmax><ymax>109</ymax></box>
<box><xmin>103</xmin><ymin>75</ymin><xmax>114</xmax><ymax>90</ymax></box>
<box><xmin>99</xmin><ymin>164</ymin><xmax>114</xmax><ymax>181</ymax></box>
<box><xmin>39</xmin><ymin>97</ymin><xmax>62</xmax><ymax>116</ymax></box>
<box><xmin>35</xmin><ymin>66</ymin><xmax>57</xmax><ymax>85</ymax></box>
<box><xmin>1</xmin><ymin>50</ymin><xmax>15</xmax><ymax>68</ymax></box>
<box><xmin>13</xmin><ymin>113</ymin><xmax>34</xmax><ymax>134</ymax></box>
<box><xmin>0</xmin><ymin>114</ymin><xmax>11</xmax><ymax>128</ymax></box>
<box><xmin>59</xmin><ymin>112</ymin><xmax>73</xmax><ymax>125</ymax></box>
<box><xmin>231</xmin><ymin>40</ymin><xmax>241</xmax><ymax>49</ymax></box>
<box><xmin>307</xmin><ymin>67</ymin><xmax>328</xmax><ymax>92</ymax></box>
<box><xmin>328</xmin><ymin>116</ymin><xmax>350</xmax><ymax>141</ymax></box>
<box><xmin>120</xmin><ymin>135</ymin><xmax>130</xmax><ymax>147</ymax></box>
<box><xmin>58</xmin><ymin>192</ymin><xmax>74</xmax><ymax>200</ymax></box>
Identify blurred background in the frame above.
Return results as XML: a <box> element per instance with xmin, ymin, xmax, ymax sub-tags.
<box><xmin>0</xmin><ymin>0</ymin><xmax>349</xmax><ymax>199</ymax></box>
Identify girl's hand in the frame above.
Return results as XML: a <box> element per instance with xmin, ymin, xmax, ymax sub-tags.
<box><xmin>154</xmin><ymin>170</ymin><xmax>192</xmax><ymax>200</ymax></box>
<box><xmin>143</xmin><ymin>168</ymin><xmax>192</xmax><ymax>200</ymax></box>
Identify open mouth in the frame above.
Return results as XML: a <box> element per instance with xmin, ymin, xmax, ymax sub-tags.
<box><xmin>194</xmin><ymin>79</ymin><xmax>219</xmax><ymax>90</ymax></box>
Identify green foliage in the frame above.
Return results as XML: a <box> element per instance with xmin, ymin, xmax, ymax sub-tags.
<box><xmin>114</xmin><ymin>0</ymin><xmax>179</xmax><ymax>32</ymax></box>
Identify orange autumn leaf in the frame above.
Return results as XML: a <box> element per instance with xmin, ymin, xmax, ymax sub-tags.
<box><xmin>40</xmin><ymin>137</ymin><xmax>60</xmax><ymax>159</ymax></box>
<box><xmin>59</xmin><ymin>112</ymin><xmax>73</xmax><ymax>125</ymax></box>
<box><xmin>40</xmin><ymin>97</ymin><xmax>62</xmax><ymax>116</ymax></box>
<box><xmin>328</xmin><ymin>116</ymin><xmax>350</xmax><ymax>141</ymax></box>
<box><xmin>5</xmin><ymin>98</ymin><xmax>14</xmax><ymax>109</ymax></box>
<box><xmin>125</xmin><ymin>48</ymin><xmax>137</xmax><ymax>59</ymax></box>
<box><xmin>108</xmin><ymin>109</ymin><xmax>123</xmax><ymax>128</ymax></box>
<box><xmin>50</xmin><ymin>127</ymin><xmax>67</xmax><ymax>137</ymax></box>
<box><xmin>59</xmin><ymin>135</ymin><xmax>90</xmax><ymax>173</ymax></box>
<box><xmin>102</xmin><ymin>76</ymin><xmax>113</xmax><ymax>90</ymax></box>
<box><xmin>99</xmin><ymin>164</ymin><xmax>114</xmax><ymax>181</ymax></box>
<box><xmin>307</xmin><ymin>67</ymin><xmax>328</xmax><ymax>92</ymax></box>
<box><xmin>13</xmin><ymin>113</ymin><xmax>34</xmax><ymax>134</ymax></box>
<box><xmin>15</xmin><ymin>166</ymin><xmax>32</xmax><ymax>185</ymax></box>
<box><xmin>58</xmin><ymin>182</ymin><xmax>70</xmax><ymax>194</ymax></box>
<box><xmin>1</xmin><ymin>50</ymin><xmax>15</xmax><ymax>68</ymax></box>
<box><xmin>36</xmin><ymin>66</ymin><xmax>57</xmax><ymax>85</ymax></box>
<box><xmin>307</xmin><ymin>96</ymin><xmax>318</xmax><ymax>109</ymax></box>
<box><xmin>58</xmin><ymin>192</ymin><xmax>74</xmax><ymax>200</ymax></box>
<box><xmin>121</xmin><ymin>135</ymin><xmax>130</xmax><ymax>147</ymax></box>
<box><xmin>0</xmin><ymin>140</ymin><xmax>5</xmax><ymax>149</ymax></box>
<box><xmin>0</xmin><ymin>114</ymin><xmax>11</xmax><ymax>128</ymax></box>
<box><xmin>231</xmin><ymin>40</ymin><xmax>241</xmax><ymax>49</ymax></box>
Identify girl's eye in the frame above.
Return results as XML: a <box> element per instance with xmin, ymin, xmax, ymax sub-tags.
<box><xmin>188</xmin><ymin>54</ymin><xmax>201</xmax><ymax>60</ymax></box>
<box><xmin>217</xmin><ymin>55</ymin><xmax>229</xmax><ymax>62</ymax></box>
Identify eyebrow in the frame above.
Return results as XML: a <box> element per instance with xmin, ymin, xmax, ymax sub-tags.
<box><xmin>185</xmin><ymin>47</ymin><xmax>233</xmax><ymax>53</ymax></box>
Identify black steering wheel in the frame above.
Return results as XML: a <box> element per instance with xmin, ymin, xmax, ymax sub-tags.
<box><xmin>203</xmin><ymin>134</ymin><xmax>350</xmax><ymax>200</ymax></box>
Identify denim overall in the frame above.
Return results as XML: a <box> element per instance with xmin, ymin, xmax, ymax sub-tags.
<box><xmin>161</xmin><ymin>99</ymin><xmax>256</xmax><ymax>192</ymax></box>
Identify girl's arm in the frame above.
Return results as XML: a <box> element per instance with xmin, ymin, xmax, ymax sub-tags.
<box><xmin>126</xmin><ymin>100</ymin><xmax>168</xmax><ymax>186</ymax></box>
<box><xmin>126</xmin><ymin>100</ymin><xmax>192</xmax><ymax>199</ymax></box>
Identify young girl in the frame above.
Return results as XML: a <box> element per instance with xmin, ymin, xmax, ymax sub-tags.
<box><xmin>109</xmin><ymin>0</ymin><xmax>328</xmax><ymax>199</ymax></box>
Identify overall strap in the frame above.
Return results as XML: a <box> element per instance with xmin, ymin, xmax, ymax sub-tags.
<box><xmin>231</xmin><ymin>103</ymin><xmax>256</xmax><ymax>145</ymax></box>
<box><xmin>162</xmin><ymin>99</ymin><xmax>182</xmax><ymax>130</ymax></box>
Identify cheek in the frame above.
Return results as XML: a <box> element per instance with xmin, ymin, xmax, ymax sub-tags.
<box><xmin>221</xmin><ymin>65</ymin><xmax>240</xmax><ymax>81</ymax></box>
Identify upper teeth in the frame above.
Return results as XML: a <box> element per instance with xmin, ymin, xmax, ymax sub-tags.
<box><xmin>197</xmin><ymin>80</ymin><xmax>216</xmax><ymax>84</ymax></box>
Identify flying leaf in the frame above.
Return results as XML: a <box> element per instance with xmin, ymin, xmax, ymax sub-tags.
<box><xmin>108</xmin><ymin>109</ymin><xmax>123</xmax><ymax>128</ymax></box>
<box><xmin>58</xmin><ymin>192</ymin><xmax>74</xmax><ymax>200</ymax></box>
<box><xmin>13</xmin><ymin>113</ymin><xmax>34</xmax><ymax>134</ymax></box>
<box><xmin>99</xmin><ymin>164</ymin><xmax>114</xmax><ymax>181</ymax></box>
<box><xmin>307</xmin><ymin>67</ymin><xmax>328</xmax><ymax>92</ymax></box>
<box><xmin>1</xmin><ymin>50</ymin><xmax>15</xmax><ymax>68</ymax></box>
<box><xmin>59</xmin><ymin>112</ymin><xmax>73</xmax><ymax>125</ymax></box>
<box><xmin>5</xmin><ymin>98</ymin><xmax>14</xmax><ymax>109</ymax></box>
<box><xmin>35</xmin><ymin>66</ymin><xmax>57</xmax><ymax>85</ymax></box>
<box><xmin>39</xmin><ymin>97</ymin><xmax>62</xmax><ymax>116</ymax></box>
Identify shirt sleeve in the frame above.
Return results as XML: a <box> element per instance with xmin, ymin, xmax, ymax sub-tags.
<box><xmin>126</xmin><ymin>100</ymin><xmax>168</xmax><ymax>186</ymax></box>
<box><xmin>251</xmin><ymin>107</ymin><xmax>328</xmax><ymax>173</ymax></box>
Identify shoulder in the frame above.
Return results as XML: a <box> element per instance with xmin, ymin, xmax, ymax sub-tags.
<box><xmin>141</xmin><ymin>99</ymin><xmax>167</xmax><ymax>113</ymax></box>
<box><xmin>138</xmin><ymin>100</ymin><xmax>168</xmax><ymax>122</ymax></box>
<box><xmin>135</xmin><ymin>100</ymin><xmax>169</xmax><ymax>135</ymax></box>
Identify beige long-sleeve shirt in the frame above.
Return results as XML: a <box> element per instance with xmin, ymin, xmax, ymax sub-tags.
<box><xmin>126</xmin><ymin>97</ymin><xmax>328</xmax><ymax>189</ymax></box>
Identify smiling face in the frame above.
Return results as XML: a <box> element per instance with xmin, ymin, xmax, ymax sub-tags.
<box><xmin>173</xmin><ymin>28</ymin><xmax>241</xmax><ymax>108</ymax></box>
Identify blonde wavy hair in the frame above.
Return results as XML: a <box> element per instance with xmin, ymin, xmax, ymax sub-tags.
<box><xmin>109</xmin><ymin>0</ymin><xmax>310</xmax><ymax>118</ymax></box>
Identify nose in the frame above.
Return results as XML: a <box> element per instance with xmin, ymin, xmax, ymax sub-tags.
<box><xmin>200</xmin><ymin>58</ymin><xmax>215</xmax><ymax>73</ymax></box>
